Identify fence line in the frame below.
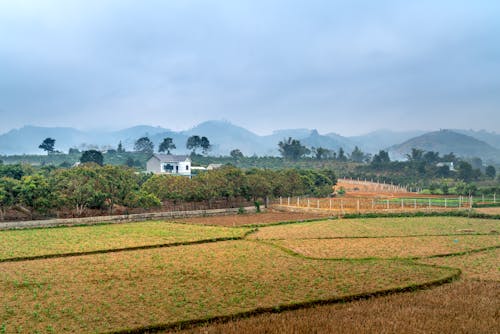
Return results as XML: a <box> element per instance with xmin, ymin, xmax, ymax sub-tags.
<box><xmin>271</xmin><ymin>196</ymin><xmax>484</xmax><ymax>214</ymax></box>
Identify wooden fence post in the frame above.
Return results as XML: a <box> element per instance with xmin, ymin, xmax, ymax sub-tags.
<box><xmin>317</xmin><ymin>199</ymin><xmax>320</xmax><ymax>209</ymax></box>
<box><xmin>329</xmin><ymin>198</ymin><xmax>332</xmax><ymax>210</ymax></box>
<box><xmin>287</xmin><ymin>197</ymin><xmax>290</xmax><ymax>206</ymax></box>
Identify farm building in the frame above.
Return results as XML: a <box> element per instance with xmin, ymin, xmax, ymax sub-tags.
<box><xmin>146</xmin><ymin>154</ymin><xmax>191</xmax><ymax>176</ymax></box>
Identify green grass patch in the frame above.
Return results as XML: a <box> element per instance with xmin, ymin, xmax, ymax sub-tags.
<box><xmin>271</xmin><ymin>236</ymin><xmax>500</xmax><ymax>260</ymax></box>
<box><xmin>248</xmin><ymin>217</ymin><xmax>500</xmax><ymax>240</ymax></box>
<box><xmin>0</xmin><ymin>240</ymin><xmax>456</xmax><ymax>334</ymax></box>
<box><xmin>0</xmin><ymin>221</ymin><xmax>251</xmax><ymax>261</ymax></box>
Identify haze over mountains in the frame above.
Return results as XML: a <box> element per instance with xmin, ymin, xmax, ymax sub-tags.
<box><xmin>1</xmin><ymin>121</ymin><xmax>499</xmax><ymax>163</ymax></box>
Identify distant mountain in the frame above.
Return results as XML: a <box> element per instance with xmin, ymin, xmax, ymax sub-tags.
<box><xmin>349</xmin><ymin>130</ymin><xmax>426</xmax><ymax>153</ymax></box>
<box><xmin>302</xmin><ymin>130</ymin><xmax>354</xmax><ymax>152</ymax></box>
<box><xmin>1</xmin><ymin>122</ymin><xmax>499</xmax><ymax>160</ymax></box>
<box><xmin>389</xmin><ymin>130</ymin><xmax>500</xmax><ymax>162</ymax></box>
<box><xmin>452</xmin><ymin>129</ymin><xmax>500</xmax><ymax>150</ymax></box>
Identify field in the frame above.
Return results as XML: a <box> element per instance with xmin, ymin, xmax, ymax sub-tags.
<box><xmin>0</xmin><ymin>213</ymin><xmax>498</xmax><ymax>333</ymax></box>
<box><xmin>249</xmin><ymin>216</ymin><xmax>500</xmax><ymax>239</ymax></box>
<box><xmin>0</xmin><ymin>221</ymin><xmax>251</xmax><ymax>261</ymax></box>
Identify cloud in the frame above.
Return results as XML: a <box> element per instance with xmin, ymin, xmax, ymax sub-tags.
<box><xmin>0</xmin><ymin>0</ymin><xmax>499</xmax><ymax>135</ymax></box>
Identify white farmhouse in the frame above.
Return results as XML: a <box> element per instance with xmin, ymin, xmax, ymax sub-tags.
<box><xmin>146</xmin><ymin>154</ymin><xmax>191</xmax><ymax>176</ymax></box>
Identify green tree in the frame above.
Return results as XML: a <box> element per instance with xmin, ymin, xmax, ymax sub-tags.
<box><xmin>200</xmin><ymin>136</ymin><xmax>211</xmax><ymax>155</ymax></box>
<box><xmin>186</xmin><ymin>135</ymin><xmax>201</xmax><ymax>154</ymax></box>
<box><xmin>485</xmin><ymin>165</ymin><xmax>496</xmax><ymax>179</ymax></box>
<box><xmin>457</xmin><ymin>161</ymin><xmax>474</xmax><ymax>182</ymax></box>
<box><xmin>80</xmin><ymin>150</ymin><xmax>104</xmax><ymax>166</ymax></box>
<box><xmin>350</xmin><ymin>146</ymin><xmax>366</xmax><ymax>163</ymax></box>
<box><xmin>0</xmin><ymin>177</ymin><xmax>20</xmax><ymax>220</ymax></box>
<box><xmin>98</xmin><ymin>166</ymin><xmax>138</xmax><ymax>213</ymax></box>
<box><xmin>159</xmin><ymin>137</ymin><xmax>176</xmax><ymax>154</ymax></box>
<box><xmin>117</xmin><ymin>141</ymin><xmax>125</xmax><ymax>153</ymax></box>
<box><xmin>39</xmin><ymin>137</ymin><xmax>56</xmax><ymax>154</ymax></box>
<box><xmin>18</xmin><ymin>174</ymin><xmax>56</xmax><ymax>218</ymax></box>
<box><xmin>337</xmin><ymin>147</ymin><xmax>347</xmax><ymax>162</ymax></box>
<box><xmin>134</xmin><ymin>137</ymin><xmax>154</xmax><ymax>154</ymax></box>
<box><xmin>278</xmin><ymin>137</ymin><xmax>310</xmax><ymax>160</ymax></box>
<box><xmin>311</xmin><ymin>147</ymin><xmax>332</xmax><ymax>160</ymax></box>
<box><xmin>230</xmin><ymin>149</ymin><xmax>244</xmax><ymax>159</ymax></box>
<box><xmin>372</xmin><ymin>150</ymin><xmax>390</xmax><ymax>164</ymax></box>
<box><xmin>53</xmin><ymin>165</ymin><xmax>106</xmax><ymax>215</ymax></box>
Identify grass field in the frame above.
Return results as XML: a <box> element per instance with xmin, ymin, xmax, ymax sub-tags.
<box><xmin>272</xmin><ymin>235</ymin><xmax>500</xmax><ymax>259</ymax></box>
<box><xmin>0</xmin><ymin>214</ymin><xmax>497</xmax><ymax>333</ymax></box>
<box><xmin>0</xmin><ymin>241</ymin><xmax>455</xmax><ymax>333</ymax></box>
<box><xmin>249</xmin><ymin>216</ymin><xmax>500</xmax><ymax>240</ymax></box>
<box><xmin>0</xmin><ymin>221</ymin><xmax>251</xmax><ymax>261</ymax></box>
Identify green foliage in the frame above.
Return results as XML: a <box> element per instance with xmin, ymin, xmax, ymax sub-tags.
<box><xmin>230</xmin><ymin>149</ymin><xmax>244</xmax><ymax>159</ymax></box>
<box><xmin>124</xmin><ymin>191</ymin><xmax>161</xmax><ymax>209</ymax></box>
<box><xmin>18</xmin><ymin>174</ymin><xmax>56</xmax><ymax>216</ymax></box>
<box><xmin>0</xmin><ymin>177</ymin><xmax>20</xmax><ymax>220</ymax></box>
<box><xmin>158</xmin><ymin>137</ymin><xmax>176</xmax><ymax>154</ymax></box>
<box><xmin>278</xmin><ymin>137</ymin><xmax>310</xmax><ymax>160</ymax></box>
<box><xmin>38</xmin><ymin>137</ymin><xmax>56</xmax><ymax>154</ymax></box>
<box><xmin>485</xmin><ymin>165</ymin><xmax>496</xmax><ymax>179</ymax></box>
<box><xmin>186</xmin><ymin>135</ymin><xmax>211</xmax><ymax>155</ymax></box>
<box><xmin>80</xmin><ymin>150</ymin><xmax>104</xmax><ymax>166</ymax></box>
<box><xmin>134</xmin><ymin>137</ymin><xmax>154</xmax><ymax>154</ymax></box>
<box><xmin>350</xmin><ymin>146</ymin><xmax>368</xmax><ymax>163</ymax></box>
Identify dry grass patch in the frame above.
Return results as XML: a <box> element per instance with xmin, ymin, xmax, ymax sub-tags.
<box><xmin>272</xmin><ymin>235</ymin><xmax>500</xmax><ymax>259</ymax></box>
<box><xmin>0</xmin><ymin>221</ymin><xmax>250</xmax><ymax>260</ymax></box>
<box><xmin>474</xmin><ymin>207</ymin><xmax>500</xmax><ymax>215</ymax></box>
<box><xmin>173</xmin><ymin>210</ymin><xmax>331</xmax><ymax>227</ymax></box>
<box><xmin>169</xmin><ymin>280</ymin><xmax>499</xmax><ymax>334</ymax></box>
<box><xmin>422</xmin><ymin>248</ymin><xmax>500</xmax><ymax>281</ymax></box>
<box><xmin>249</xmin><ymin>216</ymin><xmax>500</xmax><ymax>240</ymax></box>
<box><xmin>0</xmin><ymin>241</ymin><xmax>455</xmax><ymax>333</ymax></box>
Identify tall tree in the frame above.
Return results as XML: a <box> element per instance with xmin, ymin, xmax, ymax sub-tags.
<box><xmin>186</xmin><ymin>135</ymin><xmax>201</xmax><ymax>154</ymax></box>
<box><xmin>278</xmin><ymin>137</ymin><xmax>310</xmax><ymax>160</ymax></box>
<box><xmin>39</xmin><ymin>138</ymin><xmax>56</xmax><ymax>154</ymax></box>
<box><xmin>485</xmin><ymin>165</ymin><xmax>496</xmax><ymax>179</ymax></box>
<box><xmin>350</xmin><ymin>146</ymin><xmax>366</xmax><ymax>163</ymax></box>
<box><xmin>159</xmin><ymin>137</ymin><xmax>176</xmax><ymax>154</ymax></box>
<box><xmin>372</xmin><ymin>150</ymin><xmax>391</xmax><ymax>164</ymax></box>
<box><xmin>312</xmin><ymin>147</ymin><xmax>332</xmax><ymax>160</ymax></box>
<box><xmin>337</xmin><ymin>147</ymin><xmax>347</xmax><ymax>162</ymax></box>
<box><xmin>134</xmin><ymin>137</ymin><xmax>154</xmax><ymax>154</ymax></box>
<box><xmin>200</xmin><ymin>136</ymin><xmax>211</xmax><ymax>155</ymax></box>
<box><xmin>80</xmin><ymin>150</ymin><xmax>104</xmax><ymax>166</ymax></box>
<box><xmin>117</xmin><ymin>141</ymin><xmax>125</xmax><ymax>153</ymax></box>
<box><xmin>230</xmin><ymin>149</ymin><xmax>244</xmax><ymax>159</ymax></box>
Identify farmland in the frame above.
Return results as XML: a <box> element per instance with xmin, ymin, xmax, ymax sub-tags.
<box><xmin>0</xmin><ymin>213</ymin><xmax>498</xmax><ymax>333</ymax></box>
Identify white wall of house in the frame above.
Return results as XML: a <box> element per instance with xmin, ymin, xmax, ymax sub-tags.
<box><xmin>146</xmin><ymin>155</ymin><xmax>192</xmax><ymax>176</ymax></box>
<box><xmin>161</xmin><ymin>161</ymin><xmax>191</xmax><ymax>176</ymax></box>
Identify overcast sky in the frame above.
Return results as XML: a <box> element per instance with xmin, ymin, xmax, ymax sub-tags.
<box><xmin>0</xmin><ymin>0</ymin><xmax>499</xmax><ymax>136</ymax></box>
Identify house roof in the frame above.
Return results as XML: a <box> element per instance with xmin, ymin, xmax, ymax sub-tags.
<box><xmin>149</xmin><ymin>154</ymin><xmax>190</xmax><ymax>163</ymax></box>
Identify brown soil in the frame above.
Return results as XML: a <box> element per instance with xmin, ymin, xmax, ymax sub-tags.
<box><xmin>171</xmin><ymin>210</ymin><xmax>332</xmax><ymax>227</ymax></box>
<box><xmin>475</xmin><ymin>207</ymin><xmax>500</xmax><ymax>215</ymax></box>
<box><xmin>169</xmin><ymin>279</ymin><xmax>499</xmax><ymax>334</ymax></box>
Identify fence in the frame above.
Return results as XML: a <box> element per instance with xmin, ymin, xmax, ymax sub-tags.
<box><xmin>271</xmin><ymin>195</ymin><xmax>494</xmax><ymax>214</ymax></box>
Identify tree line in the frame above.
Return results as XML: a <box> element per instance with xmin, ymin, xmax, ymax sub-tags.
<box><xmin>0</xmin><ymin>163</ymin><xmax>336</xmax><ymax>220</ymax></box>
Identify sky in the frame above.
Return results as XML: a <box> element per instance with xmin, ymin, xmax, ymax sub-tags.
<box><xmin>0</xmin><ymin>0</ymin><xmax>499</xmax><ymax>136</ymax></box>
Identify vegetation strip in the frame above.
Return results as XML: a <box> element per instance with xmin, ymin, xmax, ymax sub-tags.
<box><xmin>256</xmin><ymin>232</ymin><xmax>499</xmax><ymax>241</ymax></box>
<box><xmin>106</xmin><ymin>268</ymin><xmax>460</xmax><ymax>334</ymax></box>
<box><xmin>0</xmin><ymin>229</ymin><xmax>257</xmax><ymax>263</ymax></box>
<box><xmin>342</xmin><ymin>211</ymin><xmax>500</xmax><ymax>220</ymax></box>
<box><xmin>418</xmin><ymin>244</ymin><xmax>500</xmax><ymax>259</ymax></box>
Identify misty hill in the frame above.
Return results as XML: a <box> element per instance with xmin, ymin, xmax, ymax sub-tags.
<box><xmin>389</xmin><ymin>130</ymin><xmax>500</xmax><ymax>162</ymax></box>
<box><xmin>349</xmin><ymin>130</ymin><xmax>426</xmax><ymax>153</ymax></box>
<box><xmin>2</xmin><ymin>122</ymin><xmax>499</xmax><ymax>160</ymax></box>
<box><xmin>452</xmin><ymin>129</ymin><xmax>500</xmax><ymax>150</ymax></box>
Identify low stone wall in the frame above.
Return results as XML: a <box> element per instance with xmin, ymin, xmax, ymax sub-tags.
<box><xmin>0</xmin><ymin>206</ymin><xmax>259</xmax><ymax>230</ymax></box>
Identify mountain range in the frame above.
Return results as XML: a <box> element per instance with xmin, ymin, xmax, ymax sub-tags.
<box><xmin>1</xmin><ymin>121</ymin><xmax>499</xmax><ymax>163</ymax></box>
